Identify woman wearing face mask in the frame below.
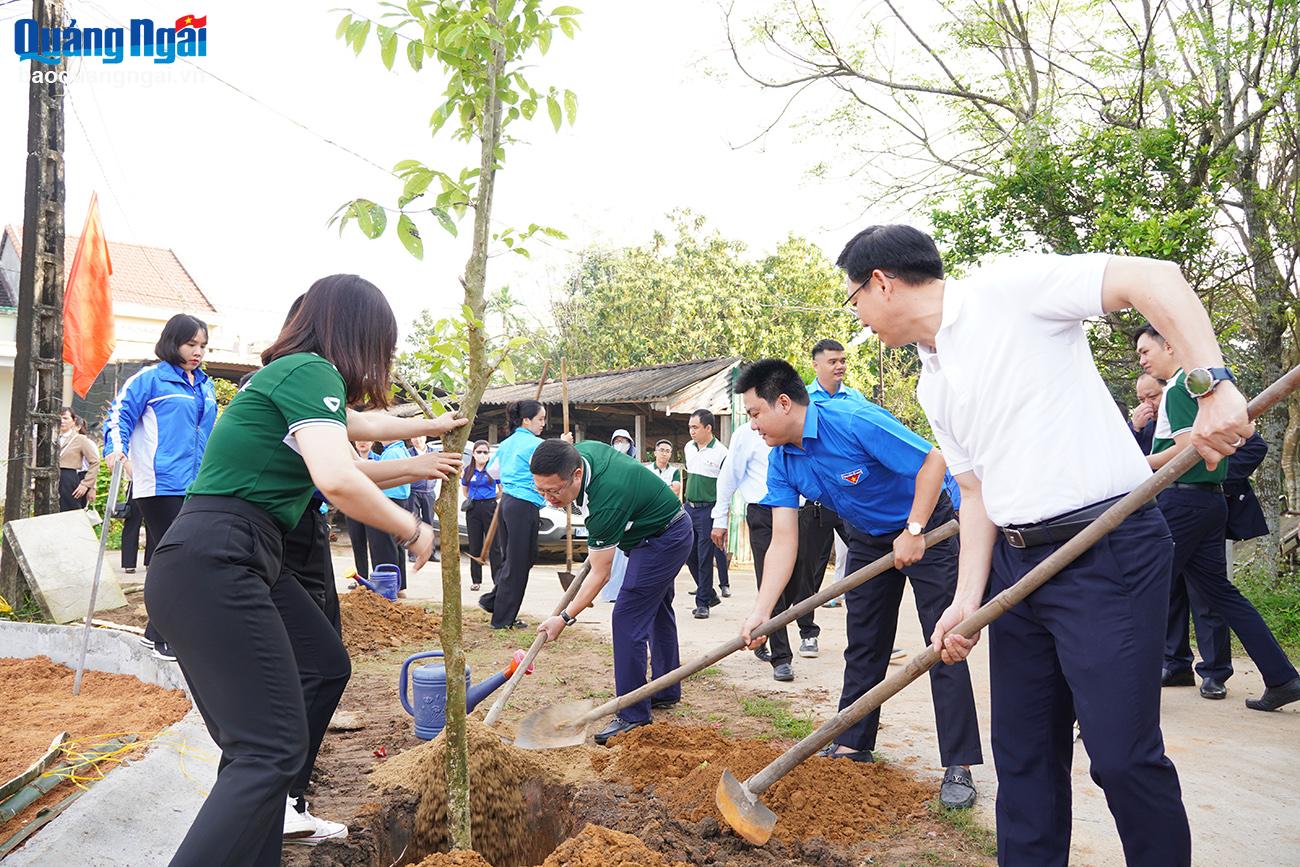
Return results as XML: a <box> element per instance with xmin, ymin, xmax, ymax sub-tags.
<box><xmin>103</xmin><ymin>313</ymin><xmax>217</xmax><ymax>662</ymax></box>
<box><xmin>461</xmin><ymin>439</ymin><xmax>501</xmax><ymax>592</ymax></box>
<box><xmin>601</xmin><ymin>429</ymin><xmax>637</xmax><ymax>602</ymax></box>
<box><xmin>57</xmin><ymin>407</ymin><xmax>100</xmax><ymax>511</ymax></box>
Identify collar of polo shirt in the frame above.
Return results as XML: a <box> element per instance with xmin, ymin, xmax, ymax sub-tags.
<box><xmin>781</xmin><ymin>401</ymin><xmax>821</xmax><ymax>454</ymax></box>
<box><xmin>918</xmin><ymin>279</ymin><xmax>967</xmax><ymax>373</ymax></box>
<box><xmin>575</xmin><ymin>457</ymin><xmax>593</xmax><ymax>507</ymax></box>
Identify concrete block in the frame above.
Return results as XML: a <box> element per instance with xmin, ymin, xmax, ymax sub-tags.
<box><xmin>3</xmin><ymin>510</ymin><xmax>126</xmax><ymax>624</ymax></box>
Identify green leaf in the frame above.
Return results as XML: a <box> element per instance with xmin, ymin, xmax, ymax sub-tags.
<box><xmin>563</xmin><ymin>89</ymin><xmax>578</xmax><ymax>125</ymax></box>
<box><xmin>540</xmin><ymin>226</ymin><xmax>568</xmax><ymax>240</ymax></box>
<box><xmin>335</xmin><ymin>14</ymin><xmax>353</xmax><ymax>40</ymax></box>
<box><xmin>407</xmin><ymin>0</ymin><xmax>429</xmax><ymax>19</ymax></box>
<box><xmin>406</xmin><ymin>39</ymin><xmax>424</xmax><ymax>71</ymax></box>
<box><xmin>431</xmin><ymin>208</ymin><xmax>458</xmax><ymax>237</ymax></box>
<box><xmin>429</xmin><ymin>99</ymin><xmax>455</xmax><ymax>134</ymax></box>
<box><xmin>537</xmin><ymin>24</ymin><xmax>552</xmax><ymax>55</ymax></box>
<box><xmin>354</xmin><ymin>200</ymin><xmax>375</xmax><ymax>237</ymax></box>
<box><xmin>397</xmin><ymin>214</ymin><xmax>423</xmax><ymax>259</ymax></box>
<box><xmin>551</xmin><ymin>5</ymin><xmax>582</xmax><ymax>15</ymax></box>
<box><xmin>403</xmin><ymin>169</ymin><xmax>435</xmax><ymax>200</ymax></box>
<box><xmin>379</xmin><ymin>27</ymin><xmax>397</xmax><ymax>70</ymax></box>
<box><xmin>546</xmin><ymin>95</ymin><xmax>562</xmax><ymax>131</ymax></box>
<box><xmin>559</xmin><ymin>16</ymin><xmax>576</xmax><ymax>38</ymax></box>
<box><xmin>347</xmin><ymin>20</ymin><xmax>370</xmax><ymax>55</ymax></box>
<box><xmin>520</xmin><ymin>98</ymin><xmax>537</xmax><ymax>120</ymax></box>
<box><xmin>394</xmin><ymin>158</ymin><xmax>423</xmax><ymax>173</ymax></box>
<box><xmin>367</xmin><ymin>203</ymin><xmax>388</xmax><ymax>238</ymax></box>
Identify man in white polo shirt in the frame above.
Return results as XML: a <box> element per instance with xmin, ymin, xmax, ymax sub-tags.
<box><xmin>838</xmin><ymin>224</ymin><xmax>1253</xmax><ymax>867</ymax></box>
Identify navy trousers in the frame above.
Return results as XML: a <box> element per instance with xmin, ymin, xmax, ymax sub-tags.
<box><xmin>1158</xmin><ymin>487</ymin><xmax>1298</xmax><ymax>688</ymax></box>
<box><xmin>836</xmin><ymin>497</ymin><xmax>982</xmax><ymax>767</ymax></box>
<box><xmin>1159</xmin><ymin>488</ymin><xmax>1232</xmax><ymax>682</ymax></box>
<box><xmin>987</xmin><ymin>504</ymin><xmax>1189</xmax><ymax>867</ymax></box>
<box><xmin>745</xmin><ymin>504</ymin><xmax>793</xmax><ymax>666</ymax></box>
<box><xmin>612</xmin><ymin>512</ymin><xmax>692</xmax><ymax>724</ymax></box>
<box><xmin>685</xmin><ymin>502</ymin><xmax>728</xmax><ymax>608</ymax></box>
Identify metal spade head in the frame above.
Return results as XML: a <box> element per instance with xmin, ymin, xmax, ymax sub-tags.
<box><xmin>716</xmin><ymin>769</ymin><xmax>777</xmax><ymax>846</ymax></box>
<box><xmin>557</xmin><ymin>570</ymin><xmax>575</xmax><ymax>591</ymax></box>
<box><xmin>511</xmin><ymin>699</ymin><xmax>595</xmax><ymax>750</ymax></box>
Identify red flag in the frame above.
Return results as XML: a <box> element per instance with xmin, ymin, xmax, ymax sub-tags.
<box><xmin>63</xmin><ymin>194</ymin><xmax>115</xmax><ymax>398</ymax></box>
<box><xmin>175</xmin><ymin>14</ymin><xmax>207</xmax><ymax>29</ymax></box>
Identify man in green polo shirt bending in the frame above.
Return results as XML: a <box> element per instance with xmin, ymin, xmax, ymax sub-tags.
<box><xmin>533</xmin><ymin>439</ymin><xmax>693</xmax><ymax>744</ymax></box>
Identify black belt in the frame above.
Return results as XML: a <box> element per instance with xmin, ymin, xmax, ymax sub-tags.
<box><xmin>649</xmin><ymin>509</ymin><xmax>690</xmax><ymax>538</ymax></box>
<box><xmin>686</xmin><ymin>501</ymin><xmax>714</xmax><ymax>508</ymax></box>
<box><xmin>999</xmin><ymin>495</ymin><xmax>1154</xmax><ymax>549</ymax></box>
<box><xmin>1170</xmin><ymin>482</ymin><xmax>1223</xmax><ymax>493</ymax></box>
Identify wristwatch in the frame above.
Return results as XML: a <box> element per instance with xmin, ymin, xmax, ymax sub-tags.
<box><xmin>560</xmin><ymin>610</ymin><xmax>577</xmax><ymax>626</ymax></box>
<box><xmin>907</xmin><ymin>521</ymin><xmax>923</xmax><ymax>537</ymax></box>
<box><xmin>1184</xmin><ymin>366</ymin><xmax>1235</xmax><ymax>399</ymax></box>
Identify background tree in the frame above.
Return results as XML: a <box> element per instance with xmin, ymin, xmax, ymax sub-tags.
<box><xmin>335</xmin><ymin>0</ymin><xmax>580</xmax><ymax>847</ymax></box>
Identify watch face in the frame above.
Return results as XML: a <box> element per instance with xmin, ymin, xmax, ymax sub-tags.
<box><xmin>1185</xmin><ymin>367</ymin><xmax>1213</xmax><ymax>398</ymax></box>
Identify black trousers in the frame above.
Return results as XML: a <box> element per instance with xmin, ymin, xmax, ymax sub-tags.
<box><xmin>346</xmin><ymin>516</ymin><xmax>370</xmax><ymax>578</ymax></box>
<box><xmin>791</xmin><ymin>502</ymin><xmax>846</xmax><ymax>640</ymax></box>
<box><xmin>275</xmin><ymin>503</ymin><xmax>349</xmax><ymax>801</ymax></box>
<box><xmin>146</xmin><ymin>496</ymin><xmax>307</xmax><ymax>867</ymax></box>
<box><xmin>120</xmin><ymin>494</ymin><xmax>155</xmax><ymax>570</ymax></box>
<box><xmin>465</xmin><ymin>498</ymin><xmax>502</xmax><ymax>586</ymax></box>
<box><xmin>58</xmin><ymin>468</ymin><xmax>87</xmax><ymax>511</ymax></box>
<box><xmin>138</xmin><ymin>495</ymin><xmax>185</xmax><ymax>645</ymax></box>
<box><xmin>479</xmin><ymin>493</ymin><xmax>538</xmax><ymax>628</ymax></box>
<box><xmin>836</xmin><ymin>496</ymin><xmax>982</xmax><ymax>767</ymax></box>
<box><xmin>745</xmin><ymin>504</ymin><xmax>793</xmax><ymax>666</ymax></box>
<box><xmin>365</xmin><ymin>500</ymin><xmax>408</xmax><ymax>590</ymax></box>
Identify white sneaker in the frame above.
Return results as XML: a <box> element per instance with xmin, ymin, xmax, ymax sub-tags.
<box><xmin>284</xmin><ymin>797</ymin><xmax>348</xmax><ymax>845</ymax></box>
<box><xmin>137</xmin><ymin>635</ymin><xmax>154</xmax><ymax>648</ymax></box>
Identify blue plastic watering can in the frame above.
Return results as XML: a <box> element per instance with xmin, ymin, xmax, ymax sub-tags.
<box><xmin>399</xmin><ymin>650</ymin><xmax>533</xmax><ymax>740</ymax></box>
<box><xmin>355</xmin><ymin>564</ymin><xmax>400</xmax><ymax>601</ymax></box>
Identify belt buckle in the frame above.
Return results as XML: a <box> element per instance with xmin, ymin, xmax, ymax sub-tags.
<box><xmin>1004</xmin><ymin>527</ymin><xmax>1026</xmax><ymax>549</ymax></box>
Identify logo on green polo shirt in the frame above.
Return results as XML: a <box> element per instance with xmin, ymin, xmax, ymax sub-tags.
<box><xmin>841</xmin><ymin>468</ymin><xmax>863</xmax><ymax>484</ymax></box>
<box><xmin>323</xmin><ymin>397</ymin><xmax>340</xmax><ymax>412</ymax></box>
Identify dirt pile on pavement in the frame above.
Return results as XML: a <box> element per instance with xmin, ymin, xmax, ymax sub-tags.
<box><xmin>339</xmin><ymin>588</ymin><xmax>442</xmax><ymax>653</ymax></box>
<box><xmin>375</xmin><ymin>717</ymin><xmax>565</xmax><ymax>866</ymax></box>
<box><xmin>0</xmin><ymin>656</ymin><xmax>191</xmax><ymax>782</ymax></box>
<box><xmin>542</xmin><ymin>823</ymin><xmax>689</xmax><ymax>867</ymax></box>
<box><xmin>600</xmin><ymin>722</ymin><xmax>932</xmax><ymax>843</ymax></box>
<box><xmin>407</xmin><ymin>851</ymin><xmax>494</xmax><ymax>867</ymax></box>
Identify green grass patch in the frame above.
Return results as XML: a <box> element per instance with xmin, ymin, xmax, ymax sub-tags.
<box><xmin>928</xmin><ymin>801</ymin><xmax>998</xmax><ymax>858</ymax></box>
<box><xmin>698</xmin><ymin>666</ymin><xmax>723</xmax><ymax>678</ymax></box>
<box><xmin>0</xmin><ymin>592</ymin><xmax>45</xmax><ymax>623</ymax></box>
<box><xmin>1234</xmin><ymin>569</ymin><xmax>1300</xmax><ymax>661</ymax></box>
<box><xmin>738</xmin><ymin>696</ymin><xmax>814</xmax><ymax>740</ymax></box>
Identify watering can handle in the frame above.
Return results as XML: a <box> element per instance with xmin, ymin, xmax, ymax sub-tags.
<box><xmin>398</xmin><ymin>650</ymin><xmax>445</xmax><ymax>717</ymax></box>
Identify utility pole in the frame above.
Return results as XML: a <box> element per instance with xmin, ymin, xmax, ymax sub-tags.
<box><xmin>2</xmin><ymin>0</ymin><xmax>68</xmax><ymax>606</ymax></box>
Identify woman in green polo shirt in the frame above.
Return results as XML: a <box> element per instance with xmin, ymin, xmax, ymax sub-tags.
<box><xmin>145</xmin><ymin>275</ymin><xmax>465</xmax><ymax>867</ymax></box>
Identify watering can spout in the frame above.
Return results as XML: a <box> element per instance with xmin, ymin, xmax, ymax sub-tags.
<box><xmin>467</xmin><ymin>671</ymin><xmax>508</xmax><ymax>712</ymax></box>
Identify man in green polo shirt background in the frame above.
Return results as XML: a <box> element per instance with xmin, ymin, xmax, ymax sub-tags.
<box><xmin>533</xmin><ymin>438</ymin><xmax>694</xmax><ymax>744</ymax></box>
<box><xmin>1136</xmin><ymin>324</ymin><xmax>1300</xmax><ymax>709</ymax></box>
<box><xmin>684</xmin><ymin>409</ymin><xmax>730</xmax><ymax>617</ymax></box>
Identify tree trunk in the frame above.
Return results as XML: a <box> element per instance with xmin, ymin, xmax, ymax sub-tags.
<box><xmin>437</xmin><ymin>17</ymin><xmax>506</xmax><ymax>850</ymax></box>
<box><xmin>1283</xmin><ymin>347</ymin><xmax>1300</xmax><ymax>512</ymax></box>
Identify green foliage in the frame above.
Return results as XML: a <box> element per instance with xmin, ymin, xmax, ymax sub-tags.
<box><xmin>1234</xmin><ymin>566</ymin><xmax>1300</xmax><ymax>662</ymax></box>
<box><xmin>210</xmin><ymin>377</ymin><xmax>238</xmax><ymax>408</ymax></box>
<box><xmin>331</xmin><ymin>0</ymin><xmax>581</xmax><ymax>259</ymax></box>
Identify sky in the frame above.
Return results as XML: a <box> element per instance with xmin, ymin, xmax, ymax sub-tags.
<box><xmin>0</xmin><ymin>0</ymin><xmax>900</xmax><ymax>350</ymax></box>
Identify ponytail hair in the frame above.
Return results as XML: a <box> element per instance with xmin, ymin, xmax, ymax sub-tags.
<box><xmin>506</xmin><ymin>399</ymin><xmax>544</xmax><ymax>433</ymax></box>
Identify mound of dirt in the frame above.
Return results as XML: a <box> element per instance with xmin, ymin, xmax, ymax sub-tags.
<box><xmin>408</xmin><ymin>851</ymin><xmax>493</xmax><ymax>867</ymax></box>
<box><xmin>600</xmin><ymin>722</ymin><xmax>932</xmax><ymax>843</ymax></box>
<box><xmin>375</xmin><ymin>717</ymin><xmax>566</xmax><ymax>866</ymax></box>
<box><xmin>339</xmin><ymin>588</ymin><xmax>442</xmax><ymax>653</ymax></box>
<box><xmin>542</xmin><ymin>823</ymin><xmax>688</xmax><ymax>867</ymax></box>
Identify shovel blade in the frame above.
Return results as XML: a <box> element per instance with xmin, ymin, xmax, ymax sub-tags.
<box><xmin>512</xmin><ymin>699</ymin><xmax>594</xmax><ymax>750</ymax></box>
<box><xmin>557</xmin><ymin>571</ymin><xmax>575</xmax><ymax>590</ymax></box>
<box><xmin>716</xmin><ymin>769</ymin><xmax>777</xmax><ymax>846</ymax></box>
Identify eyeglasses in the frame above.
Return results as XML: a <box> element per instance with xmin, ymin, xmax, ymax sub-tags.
<box><xmin>536</xmin><ymin>474</ymin><xmax>577</xmax><ymax>499</ymax></box>
<box><xmin>843</xmin><ymin>271</ymin><xmax>897</xmax><ymax>308</ymax></box>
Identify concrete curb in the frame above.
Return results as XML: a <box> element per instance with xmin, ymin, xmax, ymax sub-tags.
<box><xmin>0</xmin><ymin>622</ymin><xmax>217</xmax><ymax>866</ymax></box>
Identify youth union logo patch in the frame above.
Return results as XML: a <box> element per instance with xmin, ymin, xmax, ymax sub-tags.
<box><xmin>841</xmin><ymin>468</ymin><xmax>863</xmax><ymax>485</ymax></box>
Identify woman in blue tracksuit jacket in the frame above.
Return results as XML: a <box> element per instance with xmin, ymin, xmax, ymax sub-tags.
<box><xmin>103</xmin><ymin>313</ymin><xmax>217</xmax><ymax>660</ymax></box>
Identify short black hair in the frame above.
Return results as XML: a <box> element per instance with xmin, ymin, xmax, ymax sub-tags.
<box><xmin>1133</xmin><ymin>323</ymin><xmax>1165</xmax><ymax>349</ymax></box>
<box><xmin>155</xmin><ymin>314</ymin><xmax>209</xmax><ymax>366</ymax></box>
<box><xmin>690</xmin><ymin>409</ymin><xmax>715</xmax><ymax>429</ymax></box>
<box><xmin>835</xmin><ymin>225</ymin><xmax>944</xmax><ymax>285</ymax></box>
<box><xmin>811</xmin><ymin>338</ymin><xmax>845</xmax><ymax>359</ymax></box>
<box><xmin>530</xmin><ymin>438</ymin><xmax>580</xmax><ymax>476</ymax></box>
<box><xmin>735</xmin><ymin>359</ymin><xmax>810</xmax><ymax>407</ymax></box>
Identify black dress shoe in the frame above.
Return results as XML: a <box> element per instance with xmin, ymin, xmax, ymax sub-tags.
<box><xmin>1199</xmin><ymin>678</ymin><xmax>1227</xmax><ymax>700</ymax></box>
<box><xmin>650</xmin><ymin>697</ymin><xmax>679</xmax><ymax>709</ymax></box>
<box><xmin>707</xmin><ymin>596</ymin><xmax>723</xmax><ymax>608</ymax></box>
<box><xmin>477</xmin><ymin>597</ymin><xmax>494</xmax><ymax>614</ymax></box>
<box><xmin>1161</xmin><ymin>668</ymin><xmax>1194</xmax><ymax>687</ymax></box>
<box><xmin>594</xmin><ymin>716</ymin><xmax>649</xmax><ymax>746</ymax></box>
<box><xmin>1245</xmin><ymin>676</ymin><xmax>1300</xmax><ymax>711</ymax></box>
<box><xmin>772</xmin><ymin>662</ymin><xmax>794</xmax><ymax>682</ymax></box>
<box><xmin>939</xmin><ymin>766</ymin><xmax>977</xmax><ymax>809</ymax></box>
<box><xmin>753</xmin><ymin>645</ymin><xmax>772</xmax><ymax>663</ymax></box>
<box><xmin>692</xmin><ymin>606</ymin><xmax>709</xmax><ymax>619</ymax></box>
<box><xmin>720</xmin><ymin>586</ymin><xmax>731</xmax><ymax>598</ymax></box>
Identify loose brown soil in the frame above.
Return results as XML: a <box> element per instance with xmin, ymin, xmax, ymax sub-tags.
<box><xmin>410</xmin><ymin>852</ymin><xmax>494</xmax><ymax>867</ymax></box>
<box><xmin>339</xmin><ymin>588</ymin><xmax>443</xmax><ymax>653</ymax></box>
<box><xmin>0</xmin><ymin>656</ymin><xmax>191</xmax><ymax>844</ymax></box>
<box><xmin>542</xmin><ymin>823</ymin><xmax>688</xmax><ymax>867</ymax></box>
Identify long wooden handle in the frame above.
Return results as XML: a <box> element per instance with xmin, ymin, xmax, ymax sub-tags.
<box><xmin>745</xmin><ymin>367</ymin><xmax>1300</xmax><ymax>797</ymax></box>
<box><xmin>472</xmin><ymin>504</ymin><xmax>502</xmax><ymax>564</ymax></box>
<box><xmin>575</xmin><ymin>520</ymin><xmax>960</xmax><ymax>727</ymax></box>
<box><xmin>484</xmin><ymin>560</ymin><xmax>591</xmax><ymax>726</ymax></box>
<box><xmin>561</xmin><ymin>358</ymin><xmax>573</xmax><ymax>572</ymax></box>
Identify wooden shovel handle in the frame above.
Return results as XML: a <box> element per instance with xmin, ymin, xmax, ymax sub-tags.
<box><xmin>745</xmin><ymin>365</ymin><xmax>1300</xmax><ymax>798</ymax></box>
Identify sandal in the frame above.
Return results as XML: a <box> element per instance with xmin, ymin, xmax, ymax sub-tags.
<box><xmin>817</xmin><ymin>743</ymin><xmax>874</xmax><ymax>763</ymax></box>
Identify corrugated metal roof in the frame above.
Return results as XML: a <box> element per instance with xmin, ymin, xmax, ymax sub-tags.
<box><xmin>480</xmin><ymin>356</ymin><xmax>741</xmax><ymax>406</ymax></box>
<box><xmin>5</xmin><ymin>224</ymin><xmax>217</xmax><ymax>314</ymax></box>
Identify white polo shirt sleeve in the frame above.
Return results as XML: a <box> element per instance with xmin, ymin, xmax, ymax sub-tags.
<box><xmin>926</xmin><ymin>415</ymin><xmax>973</xmax><ymax>477</ymax></box>
<box><xmin>1012</xmin><ymin>253</ymin><xmax>1111</xmax><ymax>323</ymax></box>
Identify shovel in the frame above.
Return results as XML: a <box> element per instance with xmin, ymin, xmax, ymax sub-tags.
<box><xmin>73</xmin><ymin>460</ymin><xmax>124</xmax><ymax>696</ymax></box>
<box><xmin>715</xmin><ymin>365</ymin><xmax>1300</xmax><ymax>846</ymax></box>
<box><xmin>483</xmin><ymin>559</ymin><xmax>592</xmax><ymax>727</ymax></box>
<box><xmin>558</xmin><ymin>357</ymin><xmax>577</xmax><ymax>590</ymax></box>
<box><xmin>512</xmin><ymin>520</ymin><xmax>960</xmax><ymax>750</ymax></box>
<box><xmin>473</xmin><ymin>361</ymin><xmax>551</xmax><ymax>566</ymax></box>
